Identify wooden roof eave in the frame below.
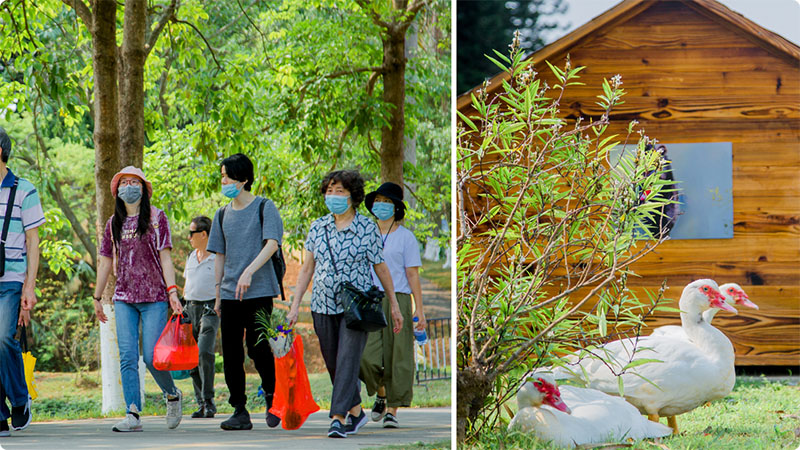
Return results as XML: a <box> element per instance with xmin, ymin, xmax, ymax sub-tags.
<box><xmin>456</xmin><ymin>0</ymin><xmax>800</xmax><ymax>113</ymax></box>
<box><xmin>685</xmin><ymin>0</ymin><xmax>800</xmax><ymax>65</ymax></box>
<box><xmin>457</xmin><ymin>0</ymin><xmax>650</xmax><ymax>112</ymax></box>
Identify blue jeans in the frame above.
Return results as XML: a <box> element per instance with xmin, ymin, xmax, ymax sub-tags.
<box><xmin>115</xmin><ymin>300</ymin><xmax>178</xmax><ymax>413</ymax></box>
<box><xmin>0</xmin><ymin>282</ymin><xmax>25</xmax><ymax>421</ymax></box>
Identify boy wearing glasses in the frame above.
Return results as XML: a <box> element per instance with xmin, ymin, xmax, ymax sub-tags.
<box><xmin>184</xmin><ymin>216</ymin><xmax>219</xmax><ymax>419</ymax></box>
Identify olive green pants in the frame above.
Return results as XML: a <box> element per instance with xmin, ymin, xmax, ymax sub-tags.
<box><xmin>359</xmin><ymin>292</ymin><xmax>415</xmax><ymax>408</ymax></box>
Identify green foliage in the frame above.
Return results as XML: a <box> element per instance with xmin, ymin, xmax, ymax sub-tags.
<box><xmin>457</xmin><ymin>36</ymin><xmax>676</xmax><ymax>440</ymax></box>
<box><xmin>1</xmin><ymin>0</ymin><xmax>450</xmax><ymax>372</ymax></box>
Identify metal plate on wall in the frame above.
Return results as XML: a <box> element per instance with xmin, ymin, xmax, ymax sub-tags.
<box><xmin>611</xmin><ymin>142</ymin><xmax>733</xmax><ymax>240</ymax></box>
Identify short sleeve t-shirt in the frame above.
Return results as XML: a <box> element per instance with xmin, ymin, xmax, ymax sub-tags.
<box><xmin>206</xmin><ymin>197</ymin><xmax>283</xmax><ymax>300</ymax></box>
<box><xmin>304</xmin><ymin>213</ymin><xmax>384</xmax><ymax>315</ymax></box>
<box><xmin>183</xmin><ymin>250</ymin><xmax>216</xmax><ymax>301</ymax></box>
<box><xmin>0</xmin><ymin>170</ymin><xmax>46</xmax><ymax>284</ymax></box>
<box><xmin>98</xmin><ymin>206</ymin><xmax>172</xmax><ymax>303</ymax></box>
<box><xmin>371</xmin><ymin>225</ymin><xmax>421</xmax><ymax>294</ymax></box>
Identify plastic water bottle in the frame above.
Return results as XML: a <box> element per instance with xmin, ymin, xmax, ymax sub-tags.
<box><xmin>413</xmin><ymin>317</ymin><xmax>427</xmax><ymax>344</ymax></box>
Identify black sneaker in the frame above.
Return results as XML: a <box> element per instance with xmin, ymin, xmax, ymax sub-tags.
<box><xmin>383</xmin><ymin>412</ymin><xmax>399</xmax><ymax>428</ymax></box>
<box><xmin>345</xmin><ymin>409</ymin><xmax>368</xmax><ymax>435</ymax></box>
<box><xmin>191</xmin><ymin>403</ymin><xmax>205</xmax><ymax>418</ymax></box>
<box><xmin>371</xmin><ymin>396</ymin><xmax>386</xmax><ymax>421</ymax></box>
<box><xmin>220</xmin><ymin>405</ymin><xmax>253</xmax><ymax>430</ymax></box>
<box><xmin>266</xmin><ymin>412</ymin><xmax>281</xmax><ymax>428</ymax></box>
<box><xmin>11</xmin><ymin>396</ymin><xmax>32</xmax><ymax>431</ymax></box>
<box><xmin>0</xmin><ymin>419</ymin><xmax>9</xmax><ymax>437</ymax></box>
<box><xmin>204</xmin><ymin>399</ymin><xmax>216</xmax><ymax>418</ymax></box>
<box><xmin>327</xmin><ymin>419</ymin><xmax>346</xmax><ymax>438</ymax></box>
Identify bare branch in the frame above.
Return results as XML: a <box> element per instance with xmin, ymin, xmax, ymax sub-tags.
<box><xmin>144</xmin><ymin>0</ymin><xmax>178</xmax><ymax>57</ymax></box>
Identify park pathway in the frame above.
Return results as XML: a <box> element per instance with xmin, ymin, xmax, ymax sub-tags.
<box><xmin>0</xmin><ymin>407</ymin><xmax>451</xmax><ymax>449</ymax></box>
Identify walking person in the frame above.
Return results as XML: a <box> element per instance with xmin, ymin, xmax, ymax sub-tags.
<box><xmin>287</xmin><ymin>170</ymin><xmax>404</xmax><ymax>439</ymax></box>
<box><xmin>0</xmin><ymin>127</ymin><xmax>45</xmax><ymax>438</ymax></box>
<box><xmin>183</xmin><ymin>216</ymin><xmax>219</xmax><ymax>419</ymax></box>
<box><xmin>93</xmin><ymin>166</ymin><xmax>184</xmax><ymax>432</ymax></box>
<box><xmin>360</xmin><ymin>182</ymin><xmax>425</xmax><ymax>428</ymax></box>
<box><xmin>206</xmin><ymin>153</ymin><xmax>283</xmax><ymax>431</ymax></box>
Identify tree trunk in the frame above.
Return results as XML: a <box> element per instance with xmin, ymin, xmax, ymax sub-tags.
<box><xmin>92</xmin><ymin>0</ymin><xmax>123</xmax><ymax>413</ymax></box>
<box><xmin>380</xmin><ymin>25</ymin><xmax>406</xmax><ymax>187</ymax></box>
<box><xmin>119</xmin><ymin>0</ymin><xmax>146</xmax><ymax>168</ymax></box>
<box><xmin>456</xmin><ymin>366</ymin><xmax>495</xmax><ymax>443</ymax></box>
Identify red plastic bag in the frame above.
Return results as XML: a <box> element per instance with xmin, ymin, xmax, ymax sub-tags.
<box><xmin>269</xmin><ymin>335</ymin><xmax>319</xmax><ymax>430</ymax></box>
<box><xmin>153</xmin><ymin>314</ymin><xmax>199</xmax><ymax>371</ymax></box>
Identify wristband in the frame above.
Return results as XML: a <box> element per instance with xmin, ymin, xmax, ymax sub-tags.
<box><xmin>166</xmin><ymin>285</ymin><xmax>178</xmax><ymax>293</ymax></box>
<box><xmin>93</xmin><ymin>296</ymin><xmax>102</xmax><ymax>302</ymax></box>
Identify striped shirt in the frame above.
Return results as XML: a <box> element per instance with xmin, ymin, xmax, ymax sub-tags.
<box><xmin>305</xmin><ymin>212</ymin><xmax>384</xmax><ymax>314</ymax></box>
<box><xmin>0</xmin><ymin>169</ymin><xmax>46</xmax><ymax>283</ymax></box>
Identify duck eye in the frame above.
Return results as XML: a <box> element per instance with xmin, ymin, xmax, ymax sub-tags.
<box><xmin>703</xmin><ymin>286</ymin><xmax>709</xmax><ymax>292</ymax></box>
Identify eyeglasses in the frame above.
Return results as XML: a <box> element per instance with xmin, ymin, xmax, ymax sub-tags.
<box><xmin>188</xmin><ymin>229</ymin><xmax>206</xmax><ymax>237</ymax></box>
<box><xmin>119</xmin><ymin>179</ymin><xmax>142</xmax><ymax>187</ymax></box>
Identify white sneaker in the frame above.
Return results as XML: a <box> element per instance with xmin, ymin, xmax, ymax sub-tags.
<box><xmin>166</xmin><ymin>389</ymin><xmax>183</xmax><ymax>429</ymax></box>
<box><xmin>113</xmin><ymin>404</ymin><xmax>143</xmax><ymax>432</ymax></box>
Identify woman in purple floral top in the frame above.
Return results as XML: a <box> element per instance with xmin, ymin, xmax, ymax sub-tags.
<box><xmin>92</xmin><ymin>166</ymin><xmax>184</xmax><ymax>433</ymax></box>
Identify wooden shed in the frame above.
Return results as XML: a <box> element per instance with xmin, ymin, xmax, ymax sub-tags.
<box><xmin>457</xmin><ymin>0</ymin><xmax>800</xmax><ymax>366</ymax></box>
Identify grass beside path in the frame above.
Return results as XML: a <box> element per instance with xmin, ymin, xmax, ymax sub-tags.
<box><xmin>463</xmin><ymin>376</ymin><xmax>800</xmax><ymax>450</ymax></box>
<box><xmin>420</xmin><ymin>260</ymin><xmax>450</xmax><ymax>291</ymax></box>
<box><xmin>31</xmin><ymin>370</ymin><xmax>450</xmax><ymax>421</ymax></box>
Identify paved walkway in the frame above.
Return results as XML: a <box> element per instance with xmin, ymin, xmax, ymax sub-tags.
<box><xmin>0</xmin><ymin>408</ymin><xmax>450</xmax><ymax>449</ymax></box>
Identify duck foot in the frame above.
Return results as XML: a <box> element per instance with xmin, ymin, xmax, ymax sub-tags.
<box><xmin>667</xmin><ymin>415</ymin><xmax>679</xmax><ymax>434</ymax></box>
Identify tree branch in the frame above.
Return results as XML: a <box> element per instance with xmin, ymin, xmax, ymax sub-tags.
<box><xmin>59</xmin><ymin>0</ymin><xmax>92</xmax><ymax>30</ymax></box>
<box><xmin>145</xmin><ymin>0</ymin><xmax>178</xmax><ymax>57</ymax></box>
<box><xmin>355</xmin><ymin>0</ymin><xmax>390</xmax><ymax>29</ymax></box>
<box><xmin>173</xmin><ymin>18</ymin><xmax>222</xmax><ymax>70</ymax></box>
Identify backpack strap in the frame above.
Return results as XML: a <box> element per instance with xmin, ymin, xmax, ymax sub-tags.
<box><xmin>0</xmin><ymin>177</ymin><xmax>19</xmax><ymax>277</ymax></box>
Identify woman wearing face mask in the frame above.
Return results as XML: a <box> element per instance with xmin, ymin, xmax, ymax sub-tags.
<box><xmin>206</xmin><ymin>153</ymin><xmax>284</xmax><ymax>431</ymax></box>
<box><xmin>93</xmin><ymin>166</ymin><xmax>184</xmax><ymax>433</ymax></box>
<box><xmin>287</xmin><ymin>170</ymin><xmax>403</xmax><ymax>439</ymax></box>
<box><xmin>359</xmin><ymin>182</ymin><xmax>424</xmax><ymax>429</ymax></box>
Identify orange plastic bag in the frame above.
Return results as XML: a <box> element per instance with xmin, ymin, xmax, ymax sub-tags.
<box><xmin>153</xmin><ymin>314</ymin><xmax>198</xmax><ymax>371</ymax></box>
<box><xmin>268</xmin><ymin>335</ymin><xmax>319</xmax><ymax>430</ymax></box>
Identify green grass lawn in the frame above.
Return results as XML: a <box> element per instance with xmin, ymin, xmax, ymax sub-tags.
<box><xmin>31</xmin><ymin>370</ymin><xmax>451</xmax><ymax>421</ymax></box>
<box><xmin>420</xmin><ymin>259</ymin><xmax>451</xmax><ymax>291</ymax></box>
<box><xmin>463</xmin><ymin>376</ymin><xmax>800</xmax><ymax>450</ymax></box>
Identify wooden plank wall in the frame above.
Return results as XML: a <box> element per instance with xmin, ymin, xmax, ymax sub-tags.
<box><xmin>459</xmin><ymin>1</ymin><xmax>800</xmax><ymax>365</ymax></box>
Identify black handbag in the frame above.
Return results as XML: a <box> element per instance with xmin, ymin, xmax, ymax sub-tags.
<box><xmin>324</xmin><ymin>225</ymin><xmax>387</xmax><ymax>332</ymax></box>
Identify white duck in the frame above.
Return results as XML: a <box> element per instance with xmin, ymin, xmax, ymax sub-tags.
<box><xmin>650</xmin><ymin>283</ymin><xmax>758</xmax><ymax>342</ymax></box>
<box><xmin>555</xmin><ymin>279</ymin><xmax>737</xmax><ymax>433</ymax></box>
<box><xmin>508</xmin><ymin>372</ymin><xmax>672</xmax><ymax>447</ymax></box>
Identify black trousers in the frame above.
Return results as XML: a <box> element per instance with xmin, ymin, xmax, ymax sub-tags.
<box><xmin>220</xmin><ymin>297</ymin><xmax>275</xmax><ymax>408</ymax></box>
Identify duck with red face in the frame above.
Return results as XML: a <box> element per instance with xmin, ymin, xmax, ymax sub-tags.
<box><xmin>509</xmin><ymin>373</ymin><xmax>672</xmax><ymax>446</ymax></box>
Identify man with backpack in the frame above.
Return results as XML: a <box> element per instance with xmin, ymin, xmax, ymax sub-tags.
<box><xmin>0</xmin><ymin>126</ymin><xmax>45</xmax><ymax>437</ymax></box>
<box><xmin>206</xmin><ymin>153</ymin><xmax>285</xmax><ymax>431</ymax></box>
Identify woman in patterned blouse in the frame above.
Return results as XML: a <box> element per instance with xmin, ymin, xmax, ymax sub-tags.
<box><xmin>287</xmin><ymin>170</ymin><xmax>403</xmax><ymax>439</ymax></box>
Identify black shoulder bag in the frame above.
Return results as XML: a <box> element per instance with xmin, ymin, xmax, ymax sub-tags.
<box><xmin>323</xmin><ymin>224</ymin><xmax>386</xmax><ymax>332</ymax></box>
<box><xmin>0</xmin><ymin>176</ymin><xmax>19</xmax><ymax>277</ymax></box>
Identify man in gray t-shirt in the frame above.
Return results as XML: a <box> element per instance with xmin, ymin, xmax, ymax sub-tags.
<box><xmin>206</xmin><ymin>153</ymin><xmax>284</xmax><ymax>431</ymax></box>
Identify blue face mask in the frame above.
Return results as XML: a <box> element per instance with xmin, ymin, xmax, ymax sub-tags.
<box><xmin>222</xmin><ymin>182</ymin><xmax>242</xmax><ymax>199</ymax></box>
<box><xmin>372</xmin><ymin>202</ymin><xmax>395</xmax><ymax>221</ymax></box>
<box><xmin>325</xmin><ymin>195</ymin><xmax>350</xmax><ymax>215</ymax></box>
<box><xmin>118</xmin><ymin>185</ymin><xmax>142</xmax><ymax>204</ymax></box>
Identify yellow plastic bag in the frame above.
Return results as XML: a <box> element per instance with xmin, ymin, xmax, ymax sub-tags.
<box><xmin>19</xmin><ymin>326</ymin><xmax>38</xmax><ymax>400</ymax></box>
<box><xmin>22</xmin><ymin>351</ymin><xmax>38</xmax><ymax>400</ymax></box>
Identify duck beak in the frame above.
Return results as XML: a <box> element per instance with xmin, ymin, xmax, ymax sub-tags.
<box><xmin>547</xmin><ymin>395</ymin><xmax>572</xmax><ymax>414</ymax></box>
<box><xmin>713</xmin><ymin>296</ymin><xmax>738</xmax><ymax>314</ymax></box>
<box><xmin>736</xmin><ymin>293</ymin><xmax>759</xmax><ymax>310</ymax></box>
